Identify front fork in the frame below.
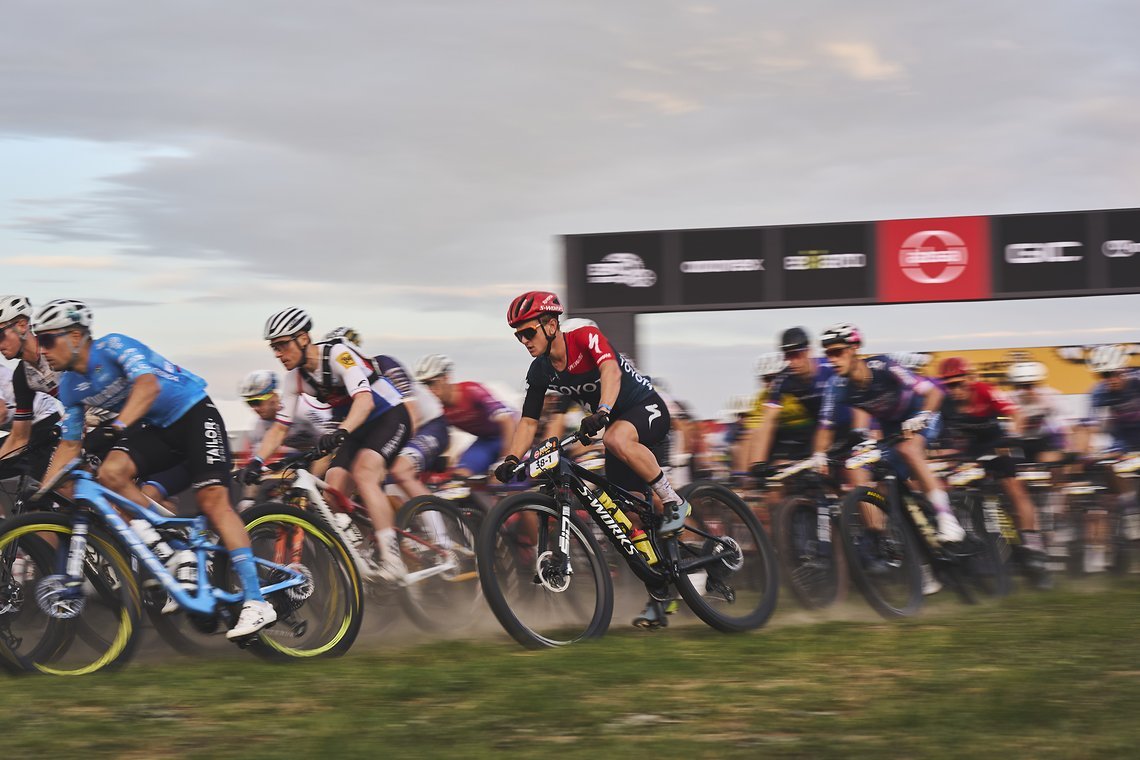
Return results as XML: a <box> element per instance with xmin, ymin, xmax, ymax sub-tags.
<box><xmin>62</xmin><ymin>514</ymin><xmax>90</xmax><ymax>595</ymax></box>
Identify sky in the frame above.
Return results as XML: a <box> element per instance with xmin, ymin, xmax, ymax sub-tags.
<box><xmin>2</xmin><ymin>1</ymin><xmax>1139</xmax><ymax>428</ymax></box>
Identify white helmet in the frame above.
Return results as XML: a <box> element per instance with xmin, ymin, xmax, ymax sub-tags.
<box><xmin>1007</xmin><ymin>361</ymin><xmax>1046</xmax><ymax>385</ymax></box>
<box><xmin>0</xmin><ymin>295</ymin><xmax>32</xmax><ymax>324</ymax></box>
<box><xmin>239</xmin><ymin>370</ymin><xmax>278</xmax><ymax>399</ymax></box>
<box><xmin>1087</xmin><ymin>344</ymin><xmax>1129</xmax><ymax>374</ymax></box>
<box><xmin>414</xmin><ymin>354</ymin><xmax>454</xmax><ymax>382</ymax></box>
<box><xmin>755</xmin><ymin>352</ymin><xmax>788</xmax><ymax>379</ymax></box>
<box><xmin>264</xmin><ymin>307</ymin><xmax>312</xmax><ymax>341</ymax></box>
<box><xmin>323</xmin><ymin>326</ymin><xmax>361</xmax><ymax>346</ymax></box>
<box><xmin>33</xmin><ymin>299</ymin><xmax>93</xmax><ymax>332</ymax></box>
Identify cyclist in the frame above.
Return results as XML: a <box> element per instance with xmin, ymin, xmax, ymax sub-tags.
<box><xmin>246</xmin><ymin>308</ymin><xmax>411</xmax><ymax>581</ymax></box>
<box><xmin>1006</xmin><ymin>361</ymin><xmax>1069</xmax><ymax>463</ymax></box>
<box><xmin>0</xmin><ymin>296</ymin><xmax>66</xmax><ymax>483</ymax></box>
<box><xmin>747</xmin><ymin>327</ymin><xmax>850</xmax><ymax>479</ymax></box>
<box><xmin>813</xmin><ymin>323</ymin><xmax>966</xmax><ymax>543</ymax></box>
<box><xmin>33</xmin><ymin>299</ymin><xmax>276</xmax><ymax>638</ymax></box>
<box><xmin>494</xmin><ymin>291</ymin><xmax>689</xmax><ymax>628</ymax></box>
<box><xmin>938</xmin><ymin>356</ymin><xmax>1050</xmax><ymax>587</ymax></box>
<box><xmin>1074</xmin><ymin>347</ymin><xmax>1140</xmax><ymax>572</ymax></box>
<box><xmin>239</xmin><ymin>369</ymin><xmax>334</xmax><ymax>459</ymax></box>
<box><xmin>415</xmin><ymin>354</ymin><xmax>516</xmax><ymax>480</ymax></box>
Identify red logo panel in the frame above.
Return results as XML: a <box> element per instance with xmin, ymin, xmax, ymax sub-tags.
<box><xmin>877</xmin><ymin>216</ymin><xmax>991</xmax><ymax>303</ymax></box>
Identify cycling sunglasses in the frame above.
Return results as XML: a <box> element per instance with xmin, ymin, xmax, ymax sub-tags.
<box><xmin>783</xmin><ymin>348</ymin><xmax>809</xmax><ymax>359</ymax></box>
<box><xmin>514</xmin><ymin>326</ymin><xmax>540</xmax><ymax>342</ymax></box>
<box><xmin>823</xmin><ymin>346</ymin><xmax>848</xmax><ymax>358</ymax></box>
<box><xmin>943</xmin><ymin>378</ymin><xmax>968</xmax><ymax>389</ymax></box>
<box><xmin>35</xmin><ymin>330</ymin><xmax>71</xmax><ymax>349</ymax></box>
<box><xmin>245</xmin><ymin>393</ymin><xmax>275</xmax><ymax>407</ymax></box>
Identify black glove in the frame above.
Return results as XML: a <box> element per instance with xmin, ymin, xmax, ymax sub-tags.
<box><xmin>749</xmin><ymin>461</ymin><xmax>773</xmax><ymax>487</ymax></box>
<box><xmin>240</xmin><ymin>457</ymin><xmax>265</xmax><ymax>486</ymax></box>
<box><xmin>83</xmin><ymin>421</ymin><xmax>124</xmax><ymax>457</ymax></box>
<box><xmin>494</xmin><ymin>455</ymin><xmax>522</xmax><ymax>484</ymax></box>
<box><xmin>316</xmin><ymin>428</ymin><xmax>349</xmax><ymax>456</ymax></box>
<box><xmin>578</xmin><ymin>410</ymin><xmax>611</xmax><ymax>438</ymax></box>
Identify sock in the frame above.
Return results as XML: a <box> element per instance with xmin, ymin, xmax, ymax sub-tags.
<box><xmin>1022</xmin><ymin>530</ymin><xmax>1044</xmax><ymax>553</ymax></box>
<box><xmin>376</xmin><ymin>528</ymin><xmax>396</xmax><ymax>557</ymax></box>
<box><xmin>229</xmin><ymin>547</ymin><xmax>265</xmax><ymax>603</ymax></box>
<box><xmin>928</xmin><ymin>489</ymin><xmax>951</xmax><ymax>515</ymax></box>
<box><xmin>649</xmin><ymin>471</ymin><xmax>682</xmax><ymax>506</ymax></box>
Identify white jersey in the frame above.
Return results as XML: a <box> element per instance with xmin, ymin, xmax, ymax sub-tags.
<box><xmin>277</xmin><ymin>341</ymin><xmax>403</xmax><ymax>426</ymax></box>
<box><xmin>1010</xmin><ymin>385</ymin><xmax>1068</xmax><ymax>439</ymax></box>
<box><xmin>0</xmin><ymin>364</ymin><xmax>63</xmax><ymax>425</ymax></box>
<box><xmin>244</xmin><ymin>394</ymin><xmax>335</xmax><ymax>454</ymax></box>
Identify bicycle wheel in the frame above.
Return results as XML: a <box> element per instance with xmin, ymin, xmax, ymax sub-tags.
<box><xmin>837</xmin><ymin>487</ymin><xmax>923</xmax><ymax>619</ymax></box>
<box><xmin>773</xmin><ymin>495</ymin><xmax>846</xmax><ymax>610</ymax></box>
<box><xmin>477</xmin><ymin>491</ymin><xmax>613</xmax><ymax>648</ymax></box>
<box><xmin>241</xmin><ymin>504</ymin><xmax>363</xmax><ymax>660</ymax></box>
<box><xmin>0</xmin><ymin>512</ymin><xmax>141</xmax><ymax>675</ymax></box>
<box><xmin>670</xmin><ymin>481</ymin><xmax>779</xmax><ymax>632</ymax></box>
<box><xmin>954</xmin><ymin>491</ymin><xmax>1012</xmax><ymax>598</ymax></box>
<box><xmin>143</xmin><ymin>545</ymin><xmax>236</xmax><ymax>657</ymax></box>
<box><xmin>396</xmin><ymin>495</ymin><xmax>482</xmax><ymax>632</ymax></box>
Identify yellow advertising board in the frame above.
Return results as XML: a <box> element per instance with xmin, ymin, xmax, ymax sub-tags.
<box><xmin>883</xmin><ymin>343</ymin><xmax>1140</xmax><ymax>394</ymax></box>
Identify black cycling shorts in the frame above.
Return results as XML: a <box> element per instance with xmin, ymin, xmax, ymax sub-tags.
<box><xmin>0</xmin><ymin>414</ymin><xmax>62</xmax><ymax>482</ymax></box>
<box><xmin>331</xmin><ymin>404</ymin><xmax>411</xmax><ymax>470</ymax></box>
<box><xmin>605</xmin><ymin>393</ymin><xmax>672</xmax><ymax>497</ymax></box>
<box><xmin>117</xmin><ymin>398</ymin><xmax>232</xmax><ymax>491</ymax></box>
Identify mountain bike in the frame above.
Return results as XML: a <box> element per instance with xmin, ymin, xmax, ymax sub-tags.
<box><xmin>476</xmin><ymin>433</ymin><xmax>779</xmax><ymax>648</ymax></box>
<box><xmin>254</xmin><ymin>450</ymin><xmax>481</xmax><ymax>633</ymax></box>
<box><xmin>769</xmin><ymin>457</ymin><xmax>847</xmax><ymax>610</ymax></box>
<box><xmin>836</xmin><ymin>436</ymin><xmax>1006</xmax><ymax>620</ymax></box>
<box><xmin>0</xmin><ymin>455</ymin><xmax>362</xmax><ymax>675</ymax></box>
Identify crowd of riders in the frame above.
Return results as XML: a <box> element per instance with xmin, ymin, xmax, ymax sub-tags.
<box><xmin>0</xmin><ymin>289</ymin><xmax>1136</xmax><ymax>637</ymax></box>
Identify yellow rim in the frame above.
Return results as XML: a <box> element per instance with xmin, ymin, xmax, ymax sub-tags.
<box><xmin>245</xmin><ymin>513</ymin><xmax>360</xmax><ymax>657</ymax></box>
<box><xmin>0</xmin><ymin>522</ymin><xmax>137</xmax><ymax>676</ymax></box>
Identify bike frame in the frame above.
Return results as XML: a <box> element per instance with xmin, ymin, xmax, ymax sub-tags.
<box><xmin>50</xmin><ymin>460</ymin><xmax>306</xmax><ymax>616</ymax></box>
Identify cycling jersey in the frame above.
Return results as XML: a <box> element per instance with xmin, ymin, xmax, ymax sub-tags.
<box><xmin>760</xmin><ymin>359</ymin><xmax>851</xmax><ymax>437</ymax></box>
<box><xmin>58</xmin><ymin>333</ymin><xmax>208</xmax><ymax>441</ymax></box>
<box><xmin>940</xmin><ymin>380</ymin><xmax>1015</xmax><ymax>447</ymax></box>
<box><xmin>375</xmin><ymin>354</ymin><xmax>444</xmax><ymax>428</ymax></box>
<box><xmin>1086</xmin><ymin>370</ymin><xmax>1140</xmax><ymax>450</ymax></box>
<box><xmin>1010</xmin><ymin>386</ymin><xmax>1067</xmax><ymax>442</ymax></box>
<box><xmin>820</xmin><ymin>354</ymin><xmax>933</xmax><ymax>428</ymax></box>
<box><xmin>521</xmin><ymin>323</ymin><xmax>654</xmax><ymax>420</ymax></box>
<box><xmin>0</xmin><ymin>364</ymin><xmax>62</xmax><ymax>425</ymax></box>
<box><xmin>243</xmin><ymin>394</ymin><xmax>334</xmax><ymax>456</ymax></box>
<box><xmin>443</xmin><ymin>381</ymin><xmax>512</xmax><ymax>437</ymax></box>
<box><xmin>278</xmin><ymin>340</ymin><xmax>403</xmax><ymax>426</ymax></box>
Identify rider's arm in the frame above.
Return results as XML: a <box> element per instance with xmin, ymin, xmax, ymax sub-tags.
<box><xmin>114</xmin><ymin>373</ymin><xmax>161</xmax><ymax>428</ymax></box>
<box><xmin>596</xmin><ymin>359</ymin><xmax>621</xmax><ymax>413</ymax></box>
<box><xmin>0</xmin><ymin>419</ymin><xmax>31</xmax><ymax>460</ymax></box>
<box><xmin>337</xmin><ymin>390</ymin><xmax>375</xmax><ymax>436</ymax></box>
<box><xmin>39</xmin><ymin>438</ymin><xmax>81</xmax><ymax>490</ymax></box>
<box><xmin>496</xmin><ymin>413</ymin><xmax>516</xmax><ymax>458</ymax></box>
<box><xmin>919</xmin><ymin>382</ymin><xmax>943</xmax><ymax>414</ymax></box>
<box><xmin>747</xmin><ymin>406</ymin><xmax>779</xmax><ymax>465</ymax></box>
<box><xmin>253</xmin><ymin>422</ymin><xmax>291</xmax><ymax>462</ymax></box>
<box><xmin>505</xmin><ymin>416</ymin><xmax>539</xmax><ymax>461</ymax></box>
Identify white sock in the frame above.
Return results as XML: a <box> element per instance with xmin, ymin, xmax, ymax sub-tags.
<box><xmin>376</xmin><ymin>528</ymin><xmax>396</xmax><ymax>556</ymax></box>
<box><xmin>928</xmin><ymin>489</ymin><xmax>951</xmax><ymax>515</ymax></box>
<box><xmin>650</xmin><ymin>471</ymin><xmax>681</xmax><ymax>505</ymax></box>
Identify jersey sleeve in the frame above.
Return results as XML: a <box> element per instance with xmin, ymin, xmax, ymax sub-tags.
<box><xmin>11</xmin><ymin>363</ymin><xmax>35</xmax><ymax>422</ymax></box>
<box><xmin>819</xmin><ymin>376</ymin><xmax>840</xmax><ymax>429</ymax></box>
<box><xmin>887</xmin><ymin>360</ymin><xmax>931</xmax><ymax>394</ymax></box>
<box><xmin>472</xmin><ymin>382</ymin><xmax>510</xmax><ymax>420</ymax></box>
<box><xmin>105</xmin><ymin>333</ymin><xmax>161</xmax><ymax>380</ymax></box>
<box><xmin>329</xmin><ymin>343</ymin><xmax>374</xmax><ymax>398</ymax></box>
<box><xmin>521</xmin><ymin>363</ymin><xmax>551</xmax><ymax>420</ymax></box>
<box><xmin>375</xmin><ymin>355</ymin><xmax>413</xmax><ymax>397</ymax></box>
<box><xmin>58</xmin><ymin>384</ymin><xmax>86</xmax><ymax>441</ymax></box>
<box><xmin>570</xmin><ymin>326</ymin><xmax>616</xmax><ymax>368</ymax></box>
<box><xmin>981</xmin><ymin>384</ymin><xmax>1017</xmax><ymax>417</ymax></box>
<box><xmin>275</xmin><ymin>369</ymin><xmax>302</xmax><ymax>426</ymax></box>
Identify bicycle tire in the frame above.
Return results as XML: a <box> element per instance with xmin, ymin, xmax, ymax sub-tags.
<box><xmin>241</xmin><ymin>503</ymin><xmax>364</xmax><ymax>660</ymax></box>
<box><xmin>476</xmin><ymin>491</ymin><xmax>613</xmax><ymax>649</ymax></box>
<box><xmin>955</xmin><ymin>491</ymin><xmax>1012</xmax><ymax>598</ymax></box>
<box><xmin>837</xmin><ymin>487</ymin><xmax>924</xmax><ymax>619</ymax></box>
<box><xmin>670</xmin><ymin>481</ymin><xmax>779</xmax><ymax>633</ymax></box>
<box><xmin>143</xmin><ymin>549</ymin><xmax>236</xmax><ymax>657</ymax></box>
<box><xmin>0</xmin><ymin>512</ymin><xmax>142</xmax><ymax>675</ymax></box>
<box><xmin>396</xmin><ymin>495</ymin><xmax>482</xmax><ymax>633</ymax></box>
<box><xmin>773</xmin><ymin>494</ymin><xmax>847</xmax><ymax>610</ymax></box>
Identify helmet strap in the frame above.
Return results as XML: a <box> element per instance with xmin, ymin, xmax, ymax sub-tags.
<box><xmin>541</xmin><ymin>319</ymin><xmax>558</xmax><ymax>357</ymax></box>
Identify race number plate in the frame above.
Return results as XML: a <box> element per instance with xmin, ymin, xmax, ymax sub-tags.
<box><xmin>529</xmin><ymin>448</ymin><xmax>561</xmax><ymax>478</ymax></box>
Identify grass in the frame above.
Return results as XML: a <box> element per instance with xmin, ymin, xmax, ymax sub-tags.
<box><xmin>3</xmin><ymin>585</ymin><xmax>1140</xmax><ymax>758</ymax></box>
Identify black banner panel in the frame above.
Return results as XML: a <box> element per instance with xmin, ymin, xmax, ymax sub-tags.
<box><xmin>992</xmin><ymin>211</ymin><xmax>1093</xmax><ymax>295</ymax></box>
<box><xmin>678</xmin><ymin>228</ymin><xmax>768</xmax><ymax>306</ymax></box>
<box><xmin>573</xmin><ymin>232</ymin><xmax>665</xmax><ymax>310</ymax></box>
<box><xmin>1104</xmin><ymin>208</ymin><xmax>1140</xmax><ymax>289</ymax></box>
<box><xmin>781</xmin><ymin>222</ymin><xmax>875</xmax><ymax>303</ymax></box>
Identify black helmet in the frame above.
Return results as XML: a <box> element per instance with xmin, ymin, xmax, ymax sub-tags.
<box><xmin>780</xmin><ymin>326</ymin><xmax>810</xmax><ymax>352</ymax></box>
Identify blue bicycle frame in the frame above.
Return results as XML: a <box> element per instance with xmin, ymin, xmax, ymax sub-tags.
<box><xmin>58</xmin><ymin>463</ymin><xmax>306</xmax><ymax>616</ymax></box>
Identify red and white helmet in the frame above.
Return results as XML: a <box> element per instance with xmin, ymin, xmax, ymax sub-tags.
<box><xmin>506</xmin><ymin>291</ymin><xmax>563</xmax><ymax>328</ymax></box>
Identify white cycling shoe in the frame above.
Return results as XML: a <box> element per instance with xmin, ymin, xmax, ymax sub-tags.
<box><xmin>936</xmin><ymin>512</ymin><xmax>966</xmax><ymax>543</ymax></box>
<box><xmin>226</xmin><ymin>599</ymin><xmax>278</xmax><ymax>639</ymax></box>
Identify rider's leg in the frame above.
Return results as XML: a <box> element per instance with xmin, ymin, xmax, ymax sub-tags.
<box><xmin>605</xmin><ymin>419</ymin><xmax>688</xmax><ymax>536</ymax></box>
<box><xmin>896</xmin><ymin>436</ymin><xmax>964</xmax><ymax>542</ymax></box>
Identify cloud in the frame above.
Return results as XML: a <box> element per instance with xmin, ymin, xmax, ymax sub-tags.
<box><xmin>822</xmin><ymin>41</ymin><xmax>903</xmax><ymax>81</ymax></box>
<box><xmin>0</xmin><ymin>254</ymin><xmax>123</xmax><ymax>269</ymax></box>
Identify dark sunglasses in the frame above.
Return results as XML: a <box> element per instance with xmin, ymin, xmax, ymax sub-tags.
<box><xmin>35</xmin><ymin>330</ymin><xmax>70</xmax><ymax>349</ymax></box>
<box><xmin>824</xmin><ymin>346</ymin><xmax>847</xmax><ymax>358</ymax></box>
<box><xmin>514</xmin><ymin>326</ymin><xmax>540</xmax><ymax>342</ymax></box>
<box><xmin>944</xmin><ymin>379</ymin><xmax>967</xmax><ymax>389</ymax></box>
<box><xmin>1100</xmin><ymin>370</ymin><xmax>1122</xmax><ymax>379</ymax></box>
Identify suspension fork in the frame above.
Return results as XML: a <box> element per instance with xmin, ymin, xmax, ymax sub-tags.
<box><xmin>63</xmin><ymin>514</ymin><xmax>90</xmax><ymax>590</ymax></box>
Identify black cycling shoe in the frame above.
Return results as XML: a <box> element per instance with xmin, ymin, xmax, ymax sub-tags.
<box><xmin>632</xmin><ymin>598</ymin><xmax>679</xmax><ymax>629</ymax></box>
<box><xmin>1017</xmin><ymin>548</ymin><xmax>1054</xmax><ymax>591</ymax></box>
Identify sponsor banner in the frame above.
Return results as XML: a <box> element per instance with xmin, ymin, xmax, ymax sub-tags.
<box><xmin>575</xmin><ymin>232</ymin><xmax>666</xmax><ymax>310</ymax></box>
<box><xmin>1104</xmin><ymin>208</ymin><xmax>1140</xmax><ymax>289</ymax></box>
<box><xmin>678</xmin><ymin>228</ymin><xmax>768</xmax><ymax>306</ymax></box>
<box><xmin>781</xmin><ymin>222</ymin><xmax>874</xmax><ymax>303</ymax></box>
<box><xmin>900</xmin><ymin>343</ymin><xmax>1140</xmax><ymax>395</ymax></box>
<box><xmin>992</xmin><ymin>211</ymin><xmax>1093</xmax><ymax>295</ymax></box>
<box><xmin>877</xmin><ymin>216</ymin><xmax>991</xmax><ymax>303</ymax></box>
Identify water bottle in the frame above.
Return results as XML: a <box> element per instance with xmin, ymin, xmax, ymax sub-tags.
<box><xmin>130</xmin><ymin>519</ymin><xmax>174</xmax><ymax>561</ymax></box>
<box><xmin>630</xmin><ymin>528</ymin><xmax>659</xmax><ymax>565</ymax></box>
<box><xmin>593</xmin><ymin>489</ymin><xmax>632</xmax><ymax>533</ymax></box>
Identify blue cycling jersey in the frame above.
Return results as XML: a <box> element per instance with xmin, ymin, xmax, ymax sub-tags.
<box><xmin>58</xmin><ymin>333</ymin><xmax>208</xmax><ymax>441</ymax></box>
<box><xmin>820</xmin><ymin>354</ymin><xmax>933</xmax><ymax>428</ymax></box>
<box><xmin>1087</xmin><ymin>370</ymin><xmax>1140</xmax><ymax>450</ymax></box>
